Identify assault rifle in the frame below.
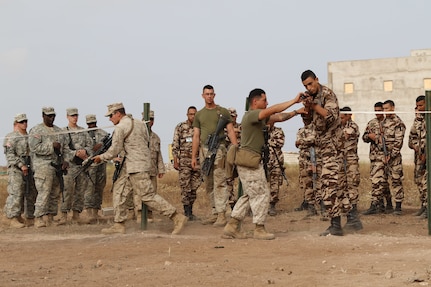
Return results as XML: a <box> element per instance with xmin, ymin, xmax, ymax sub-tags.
<box><xmin>379</xmin><ymin>122</ymin><xmax>389</xmax><ymax>177</ymax></box>
<box><xmin>51</xmin><ymin>147</ymin><xmax>67</xmax><ymax>202</ymax></box>
<box><xmin>23</xmin><ymin>155</ymin><xmax>33</xmax><ymax>196</ymax></box>
<box><xmin>262</xmin><ymin>126</ymin><xmax>270</xmax><ymax>180</ymax></box>
<box><xmin>270</xmin><ymin>146</ymin><xmax>288</xmax><ymax>186</ymax></box>
<box><xmin>201</xmin><ymin>115</ymin><xmax>230</xmax><ymax>176</ymax></box>
<box><xmin>74</xmin><ymin>134</ymin><xmax>112</xmax><ymax>180</ymax></box>
<box><xmin>111</xmin><ymin>156</ymin><xmax>125</xmax><ymax>192</ymax></box>
<box><xmin>310</xmin><ymin>146</ymin><xmax>317</xmax><ymax>190</ymax></box>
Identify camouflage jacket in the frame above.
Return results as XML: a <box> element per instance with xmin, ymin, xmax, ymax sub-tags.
<box><xmin>225</xmin><ymin>121</ymin><xmax>241</xmax><ymax>147</ymax></box>
<box><xmin>408</xmin><ymin>114</ymin><xmax>426</xmax><ymax>164</ymax></box>
<box><xmin>362</xmin><ymin>117</ymin><xmax>385</xmax><ymax>161</ymax></box>
<box><xmin>342</xmin><ymin>119</ymin><xmax>359</xmax><ymax>154</ymax></box>
<box><xmin>149</xmin><ymin>131</ymin><xmax>165</xmax><ymax>176</ymax></box>
<box><xmin>382</xmin><ymin>114</ymin><xmax>406</xmax><ymax>159</ymax></box>
<box><xmin>3</xmin><ymin>130</ymin><xmax>30</xmax><ymax>170</ymax></box>
<box><xmin>172</xmin><ymin>120</ymin><xmax>194</xmax><ymax>159</ymax></box>
<box><xmin>63</xmin><ymin>125</ymin><xmax>93</xmax><ymax>166</ymax></box>
<box><xmin>295</xmin><ymin>124</ymin><xmax>316</xmax><ymax>158</ymax></box>
<box><xmin>268</xmin><ymin>126</ymin><xmax>284</xmax><ymax>169</ymax></box>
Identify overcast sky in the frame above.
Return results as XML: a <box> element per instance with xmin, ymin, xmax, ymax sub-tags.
<box><xmin>1</xmin><ymin>0</ymin><xmax>430</xmax><ymax>165</ymax></box>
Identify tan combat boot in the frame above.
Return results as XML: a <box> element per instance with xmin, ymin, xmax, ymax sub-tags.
<box><xmin>10</xmin><ymin>217</ymin><xmax>25</xmax><ymax>229</ymax></box>
<box><xmin>85</xmin><ymin>208</ymin><xmax>96</xmax><ymax>224</ymax></box>
<box><xmin>34</xmin><ymin>216</ymin><xmax>46</xmax><ymax>228</ymax></box>
<box><xmin>57</xmin><ymin>212</ymin><xmax>68</xmax><ymax>226</ymax></box>
<box><xmin>16</xmin><ymin>214</ymin><xmax>25</xmax><ymax>224</ymax></box>
<box><xmin>135</xmin><ymin>210</ymin><xmax>141</xmax><ymax>224</ymax></box>
<box><xmin>47</xmin><ymin>214</ymin><xmax>54</xmax><ymax>226</ymax></box>
<box><xmin>101</xmin><ymin>222</ymin><xmax>126</xmax><ymax>234</ymax></box>
<box><xmin>253</xmin><ymin>224</ymin><xmax>275</xmax><ymax>240</ymax></box>
<box><xmin>201</xmin><ymin>214</ymin><xmax>218</xmax><ymax>225</ymax></box>
<box><xmin>213</xmin><ymin>212</ymin><xmax>227</xmax><ymax>227</ymax></box>
<box><xmin>223</xmin><ymin>218</ymin><xmax>247</xmax><ymax>239</ymax></box>
<box><xmin>171</xmin><ymin>212</ymin><xmax>188</xmax><ymax>235</ymax></box>
<box><xmin>25</xmin><ymin>218</ymin><xmax>34</xmax><ymax>227</ymax></box>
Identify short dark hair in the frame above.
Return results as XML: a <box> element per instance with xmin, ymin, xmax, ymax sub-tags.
<box><xmin>248</xmin><ymin>88</ymin><xmax>265</xmax><ymax>105</ymax></box>
<box><xmin>187</xmin><ymin>106</ymin><xmax>197</xmax><ymax>113</ymax></box>
<box><xmin>301</xmin><ymin>70</ymin><xmax>317</xmax><ymax>82</ymax></box>
<box><xmin>416</xmin><ymin>95</ymin><xmax>425</xmax><ymax>102</ymax></box>
<box><xmin>340</xmin><ymin>106</ymin><xmax>352</xmax><ymax>112</ymax></box>
<box><xmin>383</xmin><ymin>100</ymin><xmax>395</xmax><ymax>107</ymax></box>
<box><xmin>203</xmin><ymin>85</ymin><xmax>214</xmax><ymax>92</ymax></box>
<box><xmin>117</xmin><ymin>108</ymin><xmax>126</xmax><ymax>115</ymax></box>
<box><xmin>374</xmin><ymin>102</ymin><xmax>383</xmax><ymax>108</ymax></box>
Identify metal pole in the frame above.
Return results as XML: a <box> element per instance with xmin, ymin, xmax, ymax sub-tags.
<box><xmin>141</xmin><ymin>102</ymin><xmax>151</xmax><ymax>230</ymax></box>
<box><xmin>425</xmin><ymin>91</ymin><xmax>431</xmax><ymax>235</ymax></box>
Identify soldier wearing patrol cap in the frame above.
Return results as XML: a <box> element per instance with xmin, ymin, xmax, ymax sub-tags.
<box><xmin>3</xmin><ymin>113</ymin><xmax>37</xmax><ymax>228</ymax></box>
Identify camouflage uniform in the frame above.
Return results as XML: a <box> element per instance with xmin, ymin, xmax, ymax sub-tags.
<box><xmin>3</xmin><ymin>130</ymin><xmax>37</xmax><ymax>219</ymax></box>
<box><xmin>62</xmin><ymin>126</ymin><xmax>93</xmax><ymax>214</ymax></box>
<box><xmin>267</xmin><ymin>126</ymin><xmax>285</xmax><ymax>205</ymax></box>
<box><xmin>85</xmin><ymin>128</ymin><xmax>109</xmax><ymax>210</ymax></box>
<box><xmin>295</xmin><ymin>125</ymin><xmax>316</xmax><ymax>206</ymax></box>
<box><xmin>408</xmin><ymin>114</ymin><xmax>427</xmax><ymax>209</ymax></box>
<box><xmin>301</xmin><ymin>85</ymin><xmax>346</xmax><ymax>219</ymax></box>
<box><xmin>382</xmin><ymin>114</ymin><xmax>406</xmax><ymax>204</ymax></box>
<box><xmin>99</xmin><ymin>115</ymin><xmax>177</xmax><ymax>224</ymax></box>
<box><xmin>341</xmin><ymin>119</ymin><xmax>360</xmax><ymax>205</ymax></box>
<box><xmin>172</xmin><ymin>120</ymin><xmax>201</xmax><ymax>206</ymax></box>
<box><xmin>29</xmin><ymin>122</ymin><xmax>73</xmax><ymax>218</ymax></box>
<box><xmin>225</xmin><ymin>121</ymin><xmax>241</xmax><ymax>206</ymax></box>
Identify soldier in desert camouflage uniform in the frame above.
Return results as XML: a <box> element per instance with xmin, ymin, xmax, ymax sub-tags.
<box><xmin>29</xmin><ymin>107</ymin><xmax>75</xmax><ymax>228</ymax></box>
<box><xmin>223</xmin><ymin>88</ymin><xmax>301</xmax><ymax>240</ymax></box>
<box><xmin>58</xmin><ymin>108</ymin><xmax>93</xmax><ymax>225</ymax></box>
<box><xmin>93</xmin><ymin>103</ymin><xmax>187</xmax><ymax>235</ymax></box>
<box><xmin>362</xmin><ymin>102</ymin><xmax>393</xmax><ymax>215</ymax></box>
<box><xmin>172</xmin><ymin>106</ymin><xmax>201</xmax><ymax>220</ymax></box>
<box><xmin>267</xmin><ymin>122</ymin><xmax>285</xmax><ymax>216</ymax></box>
<box><xmin>3</xmin><ymin>113</ymin><xmax>37</xmax><ymax>228</ymax></box>
<box><xmin>225</xmin><ymin>107</ymin><xmax>241</xmax><ymax>209</ymax></box>
<box><xmin>83</xmin><ymin>114</ymin><xmax>109</xmax><ymax>223</ymax></box>
<box><xmin>299</xmin><ymin>70</ymin><xmax>361</xmax><ymax>236</ymax></box>
<box><xmin>339</xmin><ymin>107</ymin><xmax>362</xmax><ymax>231</ymax></box>
<box><xmin>381</xmin><ymin>100</ymin><xmax>406</xmax><ymax>215</ymax></box>
<box><xmin>408</xmin><ymin>96</ymin><xmax>427</xmax><ymax>218</ymax></box>
<box><xmin>295</xmin><ymin>124</ymin><xmax>317</xmax><ymax>217</ymax></box>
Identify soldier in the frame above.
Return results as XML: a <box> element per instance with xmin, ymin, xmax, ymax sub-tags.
<box><xmin>84</xmin><ymin>114</ymin><xmax>109</xmax><ymax>222</ymax></box>
<box><xmin>28</xmin><ymin>107</ymin><xmax>74</xmax><ymax>228</ymax></box>
<box><xmin>362</xmin><ymin>102</ymin><xmax>393</xmax><ymax>215</ymax></box>
<box><xmin>299</xmin><ymin>70</ymin><xmax>361</xmax><ymax>236</ymax></box>
<box><xmin>223</xmin><ymin>88</ymin><xmax>301</xmax><ymax>240</ymax></box>
<box><xmin>225</xmin><ymin>107</ymin><xmax>241</xmax><ymax>209</ymax></box>
<box><xmin>172</xmin><ymin>106</ymin><xmax>201</xmax><ymax>220</ymax></box>
<box><xmin>93</xmin><ymin>103</ymin><xmax>187</xmax><ymax>235</ymax></box>
<box><xmin>58</xmin><ymin>108</ymin><xmax>93</xmax><ymax>225</ymax></box>
<box><xmin>267</xmin><ymin>122</ymin><xmax>285</xmax><ymax>216</ymax></box>
<box><xmin>339</xmin><ymin>106</ymin><xmax>362</xmax><ymax>231</ymax></box>
<box><xmin>192</xmin><ymin>85</ymin><xmax>238</xmax><ymax>227</ymax></box>
<box><xmin>408</xmin><ymin>96</ymin><xmax>427</xmax><ymax>218</ymax></box>
<box><xmin>294</xmin><ymin>124</ymin><xmax>317</xmax><ymax>217</ymax></box>
<box><xmin>3</xmin><ymin>113</ymin><xmax>37</xmax><ymax>228</ymax></box>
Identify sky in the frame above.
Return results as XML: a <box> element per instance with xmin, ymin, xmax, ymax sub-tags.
<box><xmin>1</xmin><ymin>0</ymin><xmax>430</xmax><ymax>165</ymax></box>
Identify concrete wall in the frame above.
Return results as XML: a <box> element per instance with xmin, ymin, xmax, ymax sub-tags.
<box><xmin>327</xmin><ymin>49</ymin><xmax>431</xmax><ymax>163</ymax></box>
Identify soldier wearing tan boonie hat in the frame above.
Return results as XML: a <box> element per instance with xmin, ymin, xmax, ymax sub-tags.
<box><xmin>105</xmin><ymin>103</ymin><xmax>124</xmax><ymax>117</ymax></box>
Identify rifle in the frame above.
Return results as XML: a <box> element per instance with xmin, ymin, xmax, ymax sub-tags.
<box><xmin>74</xmin><ymin>134</ymin><xmax>112</xmax><ymax>180</ymax></box>
<box><xmin>262</xmin><ymin>126</ymin><xmax>270</xmax><ymax>180</ymax></box>
<box><xmin>270</xmin><ymin>146</ymin><xmax>288</xmax><ymax>186</ymax></box>
<box><xmin>23</xmin><ymin>155</ymin><xmax>33</xmax><ymax>196</ymax></box>
<box><xmin>310</xmin><ymin>146</ymin><xmax>317</xmax><ymax>190</ymax></box>
<box><xmin>379</xmin><ymin>122</ymin><xmax>389</xmax><ymax>177</ymax></box>
<box><xmin>201</xmin><ymin>115</ymin><xmax>230</xmax><ymax>176</ymax></box>
<box><xmin>51</xmin><ymin>147</ymin><xmax>67</xmax><ymax>202</ymax></box>
<box><xmin>111</xmin><ymin>156</ymin><xmax>125</xmax><ymax>192</ymax></box>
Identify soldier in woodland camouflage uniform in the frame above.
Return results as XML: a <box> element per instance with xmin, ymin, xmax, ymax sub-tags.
<box><xmin>225</xmin><ymin>107</ymin><xmax>241</xmax><ymax>209</ymax></box>
<box><xmin>58</xmin><ymin>108</ymin><xmax>93</xmax><ymax>225</ymax></box>
<box><xmin>300</xmin><ymin>70</ymin><xmax>361</xmax><ymax>236</ymax></box>
<box><xmin>408</xmin><ymin>96</ymin><xmax>427</xmax><ymax>218</ymax></box>
<box><xmin>29</xmin><ymin>107</ymin><xmax>75</xmax><ymax>228</ymax></box>
<box><xmin>295</xmin><ymin>124</ymin><xmax>317</xmax><ymax>216</ymax></box>
<box><xmin>3</xmin><ymin>113</ymin><xmax>37</xmax><ymax>228</ymax></box>
<box><xmin>381</xmin><ymin>100</ymin><xmax>406</xmax><ymax>215</ymax></box>
<box><xmin>362</xmin><ymin>102</ymin><xmax>393</xmax><ymax>215</ymax></box>
<box><xmin>84</xmin><ymin>114</ymin><xmax>109</xmax><ymax>223</ymax></box>
<box><xmin>172</xmin><ymin>106</ymin><xmax>201</xmax><ymax>220</ymax></box>
<box><xmin>223</xmin><ymin>88</ymin><xmax>301</xmax><ymax>240</ymax></box>
<box><xmin>267</xmin><ymin>122</ymin><xmax>285</xmax><ymax>216</ymax></box>
<box><xmin>339</xmin><ymin>107</ymin><xmax>363</xmax><ymax>231</ymax></box>
<box><xmin>93</xmin><ymin>103</ymin><xmax>187</xmax><ymax>235</ymax></box>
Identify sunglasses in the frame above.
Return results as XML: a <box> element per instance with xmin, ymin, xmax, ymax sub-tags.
<box><xmin>18</xmin><ymin>120</ymin><xmax>28</xmax><ymax>124</ymax></box>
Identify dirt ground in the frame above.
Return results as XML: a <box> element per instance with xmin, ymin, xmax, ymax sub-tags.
<box><xmin>1</xmin><ymin>168</ymin><xmax>431</xmax><ymax>287</ymax></box>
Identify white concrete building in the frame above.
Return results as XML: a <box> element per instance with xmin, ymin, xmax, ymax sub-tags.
<box><xmin>327</xmin><ymin>49</ymin><xmax>431</xmax><ymax>163</ymax></box>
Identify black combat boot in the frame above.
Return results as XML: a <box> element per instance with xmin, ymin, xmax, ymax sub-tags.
<box><xmin>362</xmin><ymin>202</ymin><xmax>379</xmax><ymax>215</ymax></box>
<box><xmin>378</xmin><ymin>198</ymin><xmax>385</xmax><ymax>213</ymax></box>
<box><xmin>393</xmin><ymin>202</ymin><xmax>402</xmax><ymax>215</ymax></box>
<box><xmin>414</xmin><ymin>205</ymin><xmax>426</xmax><ymax>216</ymax></box>
<box><xmin>268</xmin><ymin>203</ymin><xmax>277</xmax><ymax>216</ymax></box>
<box><xmin>344</xmin><ymin>204</ymin><xmax>363</xmax><ymax>231</ymax></box>
<box><xmin>189</xmin><ymin>204</ymin><xmax>198</xmax><ymax>221</ymax></box>
<box><xmin>306</xmin><ymin>204</ymin><xmax>317</xmax><ymax>217</ymax></box>
<box><xmin>294</xmin><ymin>200</ymin><xmax>308</xmax><ymax>212</ymax></box>
<box><xmin>320</xmin><ymin>216</ymin><xmax>343</xmax><ymax>236</ymax></box>
<box><xmin>183</xmin><ymin>205</ymin><xmax>191</xmax><ymax>219</ymax></box>
<box><xmin>385</xmin><ymin>199</ymin><xmax>394</xmax><ymax>214</ymax></box>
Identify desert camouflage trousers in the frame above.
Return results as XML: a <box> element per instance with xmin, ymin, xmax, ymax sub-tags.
<box><xmin>369</xmin><ymin>160</ymin><xmax>391</xmax><ymax>203</ymax></box>
<box><xmin>178</xmin><ymin>158</ymin><xmax>201</xmax><ymax>205</ymax></box>
<box><xmin>370</xmin><ymin>156</ymin><xmax>404</xmax><ymax>203</ymax></box>
<box><xmin>269</xmin><ymin>167</ymin><xmax>283</xmax><ymax>204</ymax></box>
<box><xmin>414</xmin><ymin>164</ymin><xmax>427</xmax><ymax>207</ymax></box>
<box><xmin>4</xmin><ymin>168</ymin><xmax>37</xmax><ymax>219</ymax></box>
<box><xmin>342</xmin><ymin>155</ymin><xmax>360</xmax><ymax>205</ymax></box>
<box><xmin>84</xmin><ymin>164</ymin><xmax>107</xmax><ymax>210</ymax></box>
<box><xmin>61</xmin><ymin>164</ymin><xmax>89</xmax><ymax>213</ymax></box>
<box><xmin>200</xmin><ymin>145</ymin><xmax>229</xmax><ymax>214</ymax></box>
<box><xmin>298</xmin><ymin>154</ymin><xmax>315</xmax><ymax>204</ymax></box>
<box><xmin>33</xmin><ymin>166</ymin><xmax>61</xmax><ymax>217</ymax></box>
<box><xmin>231</xmin><ymin>164</ymin><xmax>270</xmax><ymax>225</ymax></box>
